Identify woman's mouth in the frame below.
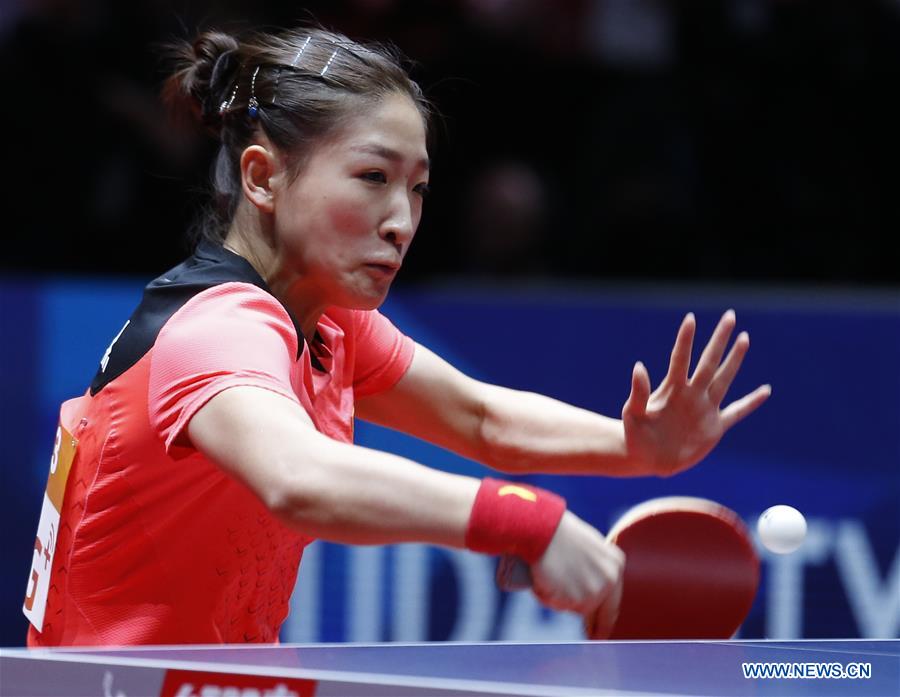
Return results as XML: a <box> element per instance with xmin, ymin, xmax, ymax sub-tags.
<box><xmin>364</xmin><ymin>263</ymin><xmax>399</xmax><ymax>278</ymax></box>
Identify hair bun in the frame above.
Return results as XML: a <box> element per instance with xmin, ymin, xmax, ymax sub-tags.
<box><xmin>163</xmin><ymin>30</ymin><xmax>241</xmax><ymax>133</ymax></box>
<box><xmin>209</xmin><ymin>48</ymin><xmax>239</xmax><ymax>104</ymax></box>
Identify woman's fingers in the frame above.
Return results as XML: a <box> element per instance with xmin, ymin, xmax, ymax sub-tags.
<box><xmin>623</xmin><ymin>361</ymin><xmax>651</xmax><ymax>418</ymax></box>
<box><xmin>708</xmin><ymin>331</ymin><xmax>750</xmax><ymax>406</ymax></box>
<box><xmin>666</xmin><ymin>313</ymin><xmax>696</xmax><ymax>385</ymax></box>
<box><xmin>690</xmin><ymin>310</ymin><xmax>737</xmax><ymax>388</ymax></box>
<box><xmin>720</xmin><ymin>384</ymin><xmax>772</xmax><ymax>430</ymax></box>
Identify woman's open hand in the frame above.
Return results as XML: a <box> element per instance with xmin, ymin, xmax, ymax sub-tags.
<box><xmin>622</xmin><ymin>311</ymin><xmax>771</xmax><ymax>477</ymax></box>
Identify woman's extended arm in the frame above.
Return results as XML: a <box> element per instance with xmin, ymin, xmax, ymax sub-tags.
<box><xmin>187</xmin><ymin>384</ymin><xmax>624</xmax><ymax>620</ymax></box>
<box><xmin>356</xmin><ymin>311</ymin><xmax>770</xmax><ymax>478</ymax></box>
<box><xmin>188</xmin><ymin>385</ymin><xmax>479</xmax><ymax>547</ymax></box>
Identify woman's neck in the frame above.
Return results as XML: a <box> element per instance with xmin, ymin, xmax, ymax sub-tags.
<box><xmin>223</xmin><ymin>215</ymin><xmax>325</xmax><ymax>342</ymax></box>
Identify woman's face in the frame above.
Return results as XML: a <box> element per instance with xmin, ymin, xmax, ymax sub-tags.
<box><xmin>270</xmin><ymin>92</ymin><xmax>429</xmax><ymax>311</ymax></box>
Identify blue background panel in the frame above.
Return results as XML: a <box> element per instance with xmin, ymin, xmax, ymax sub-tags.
<box><xmin>1</xmin><ymin>279</ymin><xmax>897</xmax><ymax>645</ymax></box>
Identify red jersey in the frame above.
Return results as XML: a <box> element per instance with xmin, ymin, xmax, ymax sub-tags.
<box><xmin>26</xmin><ymin>241</ymin><xmax>414</xmax><ymax>646</ymax></box>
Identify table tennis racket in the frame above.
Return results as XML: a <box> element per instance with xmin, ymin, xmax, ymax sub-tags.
<box><xmin>496</xmin><ymin>496</ymin><xmax>759</xmax><ymax>640</ymax></box>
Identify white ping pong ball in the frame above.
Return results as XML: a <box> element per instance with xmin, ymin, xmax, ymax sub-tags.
<box><xmin>757</xmin><ymin>505</ymin><xmax>807</xmax><ymax>554</ymax></box>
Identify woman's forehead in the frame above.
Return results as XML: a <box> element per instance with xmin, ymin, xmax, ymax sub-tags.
<box><xmin>330</xmin><ymin>94</ymin><xmax>429</xmax><ymax>164</ymax></box>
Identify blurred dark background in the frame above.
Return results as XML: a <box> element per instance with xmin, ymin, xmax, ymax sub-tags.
<box><xmin>2</xmin><ymin>0</ymin><xmax>899</xmax><ymax>286</ymax></box>
<box><xmin>2</xmin><ymin>1</ymin><xmax>899</xmax><ymax>649</ymax></box>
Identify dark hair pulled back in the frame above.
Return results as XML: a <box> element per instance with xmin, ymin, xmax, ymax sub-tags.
<box><xmin>163</xmin><ymin>27</ymin><xmax>430</xmax><ymax>243</ymax></box>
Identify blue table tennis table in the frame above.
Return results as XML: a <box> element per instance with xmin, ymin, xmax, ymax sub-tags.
<box><xmin>2</xmin><ymin>640</ymin><xmax>898</xmax><ymax>696</ymax></box>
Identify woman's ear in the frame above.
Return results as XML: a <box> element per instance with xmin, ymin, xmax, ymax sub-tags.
<box><xmin>240</xmin><ymin>145</ymin><xmax>277</xmax><ymax>213</ymax></box>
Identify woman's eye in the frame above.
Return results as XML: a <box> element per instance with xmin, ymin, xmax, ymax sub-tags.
<box><xmin>361</xmin><ymin>171</ymin><xmax>387</xmax><ymax>184</ymax></box>
<box><xmin>413</xmin><ymin>183</ymin><xmax>431</xmax><ymax>198</ymax></box>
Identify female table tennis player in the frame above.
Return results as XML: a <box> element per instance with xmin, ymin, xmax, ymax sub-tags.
<box><xmin>26</xmin><ymin>27</ymin><xmax>770</xmax><ymax>646</ymax></box>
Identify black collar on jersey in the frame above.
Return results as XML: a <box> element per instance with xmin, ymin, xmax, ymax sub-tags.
<box><xmin>90</xmin><ymin>241</ymin><xmax>325</xmax><ymax>395</ymax></box>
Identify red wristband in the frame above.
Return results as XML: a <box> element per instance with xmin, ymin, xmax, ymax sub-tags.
<box><xmin>464</xmin><ymin>478</ymin><xmax>566</xmax><ymax>564</ymax></box>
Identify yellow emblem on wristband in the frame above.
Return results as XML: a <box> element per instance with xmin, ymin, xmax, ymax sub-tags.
<box><xmin>498</xmin><ymin>485</ymin><xmax>537</xmax><ymax>502</ymax></box>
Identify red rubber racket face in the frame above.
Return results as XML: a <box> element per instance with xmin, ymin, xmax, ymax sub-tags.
<box><xmin>588</xmin><ymin>497</ymin><xmax>759</xmax><ymax>640</ymax></box>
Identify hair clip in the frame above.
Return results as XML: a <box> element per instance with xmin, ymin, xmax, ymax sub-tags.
<box><xmin>273</xmin><ymin>37</ymin><xmax>312</xmax><ymax>107</ymax></box>
<box><xmin>219</xmin><ymin>81</ymin><xmax>239</xmax><ymax>115</ymax></box>
<box><xmin>320</xmin><ymin>43</ymin><xmax>338</xmax><ymax>76</ymax></box>
<box><xmin>291</xmin><ymin>36</ymin><xmax>312</xmax><ymax>67</ymax></box>
<box><xmin>247</xmin><ymin>66</ymin><xmax>260</xmax><ymax>118</ymax></box>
